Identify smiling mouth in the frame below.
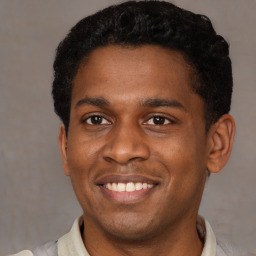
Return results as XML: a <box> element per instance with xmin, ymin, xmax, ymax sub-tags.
<box><xmin>104</xmin><ymin>182</ymin><xmax>154</xmax><ymax>192</ymax></box>
<box><xmin>96</xmin><ymin>175</ymin><xmax>159</xmax><ymax>203</ymax></box>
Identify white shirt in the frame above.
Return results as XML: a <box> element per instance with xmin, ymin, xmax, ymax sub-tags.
<box><xmin>9</xmin><ymin>216</ymin><xmax>240</xmax><ymax>256</ymax></box>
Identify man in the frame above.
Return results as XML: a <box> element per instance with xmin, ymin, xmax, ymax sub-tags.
<box><xmin>12</xmin><ymin>1</ymin><xmax>239</xmax><ymax>255</ymax></box>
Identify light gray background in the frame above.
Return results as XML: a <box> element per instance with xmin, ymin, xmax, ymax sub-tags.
<box><xmin>0</xmin><ymin>0</ymin><xmax>255</xmax><ymax>255</ymax></box>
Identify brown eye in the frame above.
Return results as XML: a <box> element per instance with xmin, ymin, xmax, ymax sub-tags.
<box><xmin>146</xmin><ymin>116</ymin><xmax>172</xmax><ymax>125</ymax></box>
<box><xmin>153</xmin><ymin>116</ymin><xmax>165</xmax><ymax>125</ymax></box>
<box><xmin>85</xmin><ymin>115</ymin><xmax>110</xmax><ymax>125</ymax></box>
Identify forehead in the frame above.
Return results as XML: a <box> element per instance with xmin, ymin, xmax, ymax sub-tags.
<box><xmin>72</xmin><ymin>45</ymin><xmax>196</xmax><ymax>104</ymax></box>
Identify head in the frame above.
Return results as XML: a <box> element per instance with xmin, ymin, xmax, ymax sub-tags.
<box><xmin>52</xmin><ymin>0</ymin><xmax>233</xmax><ymax>134</ymax></box>
<box><xmin>53</xmin><ymin>0</ymin><xmax>235</xmax><ymax>247</ymax></box>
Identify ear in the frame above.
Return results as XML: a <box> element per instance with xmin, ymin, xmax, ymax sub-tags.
<box><xmin>206</xmin><ymin>114</ymin><xmax>235</xmax><ymax>173</ymax></box>
<box><xmin>59</xmin><ymin>125</ymin><xmax>70</xmax><ymax>176</ymax></box>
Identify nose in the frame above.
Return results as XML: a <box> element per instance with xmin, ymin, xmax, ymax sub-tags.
<box><xmin>102</xmin><ymin>123</ymin><xmax>150</xmax><ymax>164</ymax></box>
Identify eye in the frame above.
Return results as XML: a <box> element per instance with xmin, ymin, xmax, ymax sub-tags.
<box><xmin>84</xmin><ymin>115</ymin><xmax>110</xmax><ymax>125</ymax></box>
<box><xmin>146</xmin><ymin>116</ymin><xmax>172</xmax><ymax>125</ymax></box>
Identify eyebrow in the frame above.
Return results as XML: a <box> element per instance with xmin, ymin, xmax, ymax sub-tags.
<box><xmin>141</xmin><ymin>98</ymin><xmax>186</xmax><ymax>111</ymax></box>
<box><xmin>75</xmin><ymin>96</ymin><xmax>186</xmax><ymax>111</ymax></box>
<box><xmin>75</xmin><ymin>97</ymin><xmax>110</xmax><ymax>109</ymax></box>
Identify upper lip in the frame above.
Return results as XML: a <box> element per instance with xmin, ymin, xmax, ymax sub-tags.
<box><xmin>95</xmin><ymin>174</ymin><xmax>162</xmax><ymax>185</ymax></box>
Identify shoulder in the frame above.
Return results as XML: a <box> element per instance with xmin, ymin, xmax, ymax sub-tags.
<box><xmin>8</xmin><ymin>241</ymin><xmax>57</xmax><ymax>256</ymax></box>
<box><xmin>7</xmin><ymin>217</ymin><xmax>81</xmax><ymax>256</ymax></box>
<box><xmin>217</xmin><ymin>240</ymin><xmax>249</xmax><ymax>256</ymax></box>
<box><xmin>32</xmin><ymin>241</ymin><xmax>57</xmax><ymax>256</ymax></box>
<box><xmin>8</xmin><ymin>250</ymin><xmax>33</xmax><ymax>256</ymax></box>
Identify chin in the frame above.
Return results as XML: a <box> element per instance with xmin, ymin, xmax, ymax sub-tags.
<box><xmin>98</xmin><ymin>215</ymin><xmax>162</xmax><ymax>241</ymax></box>
<box><xmin>105</xmin><ymin>226</ymin><xmax>156</xmax><ymax>241</ymax></box>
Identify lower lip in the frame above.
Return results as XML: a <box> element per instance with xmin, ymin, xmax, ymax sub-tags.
<box><xmin>99</xmin><ymin>186</ymin><xmax>156</xmax><ymax>204</ymax></box>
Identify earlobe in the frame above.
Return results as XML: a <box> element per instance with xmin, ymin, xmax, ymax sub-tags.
<box><xmin>207</xmin><ymin>114</ymin><xmax>235</xmax><ymax>173</ymax></box>
<box><xmin>59</xmin><ymin>125</ymin><xmax>70</xmax><ymax>176</ymax></box>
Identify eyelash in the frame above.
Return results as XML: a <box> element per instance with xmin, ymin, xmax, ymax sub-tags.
<box><xmin>82</xmin><ymin>114</ymin><xmax>175</xmax><ymax>126</ymax></box>
<box><xmin>82</xmin><ymin>115</ymin><xmax>111</xmax><ymax>125</ymax></box>
<box><xmin>145</xmin><ymin>115</ymin><xmax>174</xmax><ymax>125</ymax></box>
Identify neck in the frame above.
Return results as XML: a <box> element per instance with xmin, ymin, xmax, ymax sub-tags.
<box><xmin>82</xmin><ymin>214</ymin><xmax>203</xmax><ymax>256</ymax></box>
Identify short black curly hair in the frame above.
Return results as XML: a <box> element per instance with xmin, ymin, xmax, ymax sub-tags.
<box><xmin>52</xmin><ymin>0</ymin><xmax>232</xmax><ymax>133</ymax></box>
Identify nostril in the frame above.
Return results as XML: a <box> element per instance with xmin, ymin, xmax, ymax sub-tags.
<box><xmin>103</xmin><ymin>156</ymin><xmax>115</xmax><ymax>163</ymax></box>
<box><xmin>103</xmin><ymin>150</ymin><xmax>150</xmax><ymax>164</ymax></box>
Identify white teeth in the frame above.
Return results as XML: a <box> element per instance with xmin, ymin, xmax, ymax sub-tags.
<box><xmin>106</xmin><ymin>183</ymin><xmax>112</xmax><ymax>190</ymax></box>
<box><xmin>126</xmin><ymin>182</ymin><xmax>135</xmax><ymax>192</ymax></box>
<box><xmin>112</xmin><ymin>182</ymin><xmax>118</xmax><ymax>191</ymax></box>
<box><xmin>104</xmin><ymin>182</ymin><xmax>154</xmax><ymax>192</ymax></box>
<box><xmin>135</xmin><ymin>182</ymin><xmax>143</xmax><ymax>190</ymax></box>
<box><xmin>117</xmin><ymin>183</ymin><xmax>126</xmax><ymax>192</ymax></box>
<box><xmin>142</xmin><ymin>183</ymin><xmax>148</xmax><ymax>189</ymax></box>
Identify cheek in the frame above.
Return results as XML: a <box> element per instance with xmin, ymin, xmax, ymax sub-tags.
<box><xmin>67</xmin><ymin>132</ymin><xmax>102</xmax><ymax>168</ymax></box>
<box><xmin>152</xmin><ymin>131</ymin><xmax>207</xmax><ymax>185</ymax></box>
<box><xmin>66</xmin><ymin>137</ymin><xmax>101</xmax><ymax>198</ymax></box>
<box><xmin>67</xmin><ymin>152</ymin><xmax>99</xmax><ymax>215</ymax></box>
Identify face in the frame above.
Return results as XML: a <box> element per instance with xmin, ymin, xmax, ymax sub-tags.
<box><xmin>60</xmin><ymin>45</ymin><xmax>211</xmax><ymax>240</ymax></box>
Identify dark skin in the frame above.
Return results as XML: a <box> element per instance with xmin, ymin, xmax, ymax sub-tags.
<box><xmin>59</xmin><ymin>45</ymin><xmax>235</xmax><ymax>256</ymax></box>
